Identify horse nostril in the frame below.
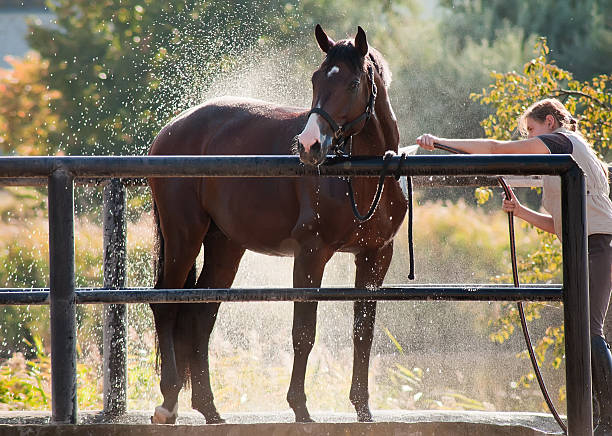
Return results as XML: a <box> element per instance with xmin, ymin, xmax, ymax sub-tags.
<box><xmin>311</xmin><ymin>141</ymin><xmax>321</xmax><ymax>154</ymax></box>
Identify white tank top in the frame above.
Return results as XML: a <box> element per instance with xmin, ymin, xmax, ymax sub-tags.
<box><xmin>541</xmin><ymin>128</ymin><xmax>612</xmax><ymax>239</ymax></box>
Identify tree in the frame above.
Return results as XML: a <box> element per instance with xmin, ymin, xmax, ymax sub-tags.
<box><xmin>0</xmin><ymin>52</ymin><xmax>64</xmax><ymax>155</ymax></box>
<box><xmin>25</xmin><ymin>0</ymin><xmax>428</xmax><ymax>156</ymax></box>
<box><xmin>27</xmin><ymin>0</ymin><xmax>304</xmax><ymax>155</ymax></box>
<box><xmin>473</xmin><ymin>38</ymin><xmax>611</xmax><ymax>405</ymax></box>
<box><xmin>438</xmin><ymin>0</ymin><xmax>612</xmax><ymax>81</ymax></box>
<box><xmin>471</xmin><ymin>37</ymin><xmax>610</xmax><ymax>160</ymax></box>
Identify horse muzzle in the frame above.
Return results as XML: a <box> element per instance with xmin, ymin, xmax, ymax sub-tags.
<box><xmin>297</xmin><ymin>136</ymin><xmax>331</xmax><ymax>167</ymax></box>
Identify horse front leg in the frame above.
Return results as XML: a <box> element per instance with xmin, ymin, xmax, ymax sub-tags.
<box><xmin>350</xmin><ymin>242</ymin><xmax>393</xmax><ymax>422</ymax></box>
<box><xmin>287</xmin><ymin>244</ymin><xmax>333</xmax><ymax>423</ymax></box>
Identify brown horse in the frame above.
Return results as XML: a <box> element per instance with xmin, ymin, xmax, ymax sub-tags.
<box><xmin>148</xmin><ymin>24</ymin><xmax>407</xmax><ymax>424</ymax></box>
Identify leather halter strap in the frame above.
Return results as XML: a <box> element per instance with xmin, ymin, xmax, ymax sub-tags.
<box><xmin>307</xmin><ymin>64</ymin><xmax>377</xmax><ymax>156</ymax></box>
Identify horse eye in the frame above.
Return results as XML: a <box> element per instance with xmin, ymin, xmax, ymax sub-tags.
<box><xmin>350</xmin><ymin>80</ymin><xmax>360</xmax><ymax>90</ymax></box>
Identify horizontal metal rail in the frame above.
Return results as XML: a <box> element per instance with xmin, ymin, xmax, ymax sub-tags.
<box><xmin>0</xmin><ymin>174</ymin><xmax>545</xmax><ymax>188</ymax></box>
<box><xmin>0</xmin><ymin>154</ymin><xmax>577</xmax><ymax>178</ymax></box>
<box><xmin>0</xmin><ymin>284</ymin><xmax>564</xmax><ymax>305</ymax></box>
<box><xmin>0</xmin><ymin>154</ymin><xmax>591</xmax><ymax>433</ymax></box>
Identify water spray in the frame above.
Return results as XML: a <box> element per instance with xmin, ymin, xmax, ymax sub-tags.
<box><xmin>429</xmin><ymin>142</ymin><xmax>568</xmax><ymax>434</ymax></box>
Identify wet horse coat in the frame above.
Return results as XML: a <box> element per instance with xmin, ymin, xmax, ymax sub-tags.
<box><xmin>148</xmin><ymin>25</ymin><xmax>407</xmax><ymax>424</ymax></box>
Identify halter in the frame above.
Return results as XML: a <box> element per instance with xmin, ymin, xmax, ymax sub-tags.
<box><xmin>305</xmin><ymin>62</ymin><xmax>415</xmax><ymax>281</ymax></box>
<box><xmin>307</xmin><ymin>64</ymin><xmax>377</xmax><ymax>157</ymax></box>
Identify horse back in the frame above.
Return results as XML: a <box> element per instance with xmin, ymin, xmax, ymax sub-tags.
<box><xmin>149</xmin><ymin>97</ymin><xmax>307</xmax><ymax>157</ymax></box>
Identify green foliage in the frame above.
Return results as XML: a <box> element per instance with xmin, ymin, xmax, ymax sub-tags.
<box><xmin>27</xmin><ymin>0</ymin><xmax>304</xmax><ymax>155</ymax></box>
<box><xmin>0</xmin><ymin>335</ymin><xmax>106</xmax><ymax>411</ymax></box>
<box><xmin>19</xmin><ymin>0</ymin><xmax>524</xmax><ymax>158</ymax></box>
<box><xmin>0</xmin><ymin>0</ymin><xmax>46</xmax><ymax>7</ymax></box>
<box><xmin>471</xmin><ymin>38</ymin><xmax>611</xmax><ymax>160</ymax></box>
<box><xmin>438</xmin><ymin>0</ymin><xmax>612</xmax><ymax>80</ymax></box>
<box><xmin>0</xmin><ymin>337</ymin><xmax>49</xmax><ymax>409</ymax></box>
<box><xmin>0</xmin><ymin>187</ymin><xmax>154</xmax><ymax>362</ymax></box>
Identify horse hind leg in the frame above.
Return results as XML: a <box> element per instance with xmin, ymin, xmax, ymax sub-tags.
<box><xmin>152</xmin><ymin>263</ymin><xmax>197</xmax><ymax>424</ymax></box>
<box><xmin>152</xmin><ymin>326</ymin><xmax>190</xmax><ymax>424</ymax></box>
<box><xmin>189</xmin><ymin>227</ymin><xmax>245</xmax><ymax>424</ymax></box>
<box><xmin>150</xmin><ymin>300</ymin><xmax>184</xmax><ymax>424</ymax></box>
<box><xmin>151</xmin><ymin>216</ymin><xmax>210</xmax><ymax>424</ymax></box>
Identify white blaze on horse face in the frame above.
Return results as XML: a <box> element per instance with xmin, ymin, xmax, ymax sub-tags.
<box><xmin>327</xmin><ymin>65</ymin><xmax>340</xmax><ymax>77</ymax></box>
<box><xmin>297</xmin><ymin>107</ymin><xmax>323</xmax><ymax>152</ymax></box>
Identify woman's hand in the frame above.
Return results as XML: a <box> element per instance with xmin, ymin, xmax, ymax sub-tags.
<box><xmin>416</xmin><ymin>134</ymin><xmax>440</xmax><ymax>151</ymax></box>
<box><xmin>502</xmin><ymin>187</ymin><xmax>523</xmax><ymax>217</ymax></box>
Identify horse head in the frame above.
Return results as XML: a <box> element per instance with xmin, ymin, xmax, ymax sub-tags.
<box><xmin>297</xmin><ymin>25</ymin><xmax>389</xmax><ymax>166</ymax></box>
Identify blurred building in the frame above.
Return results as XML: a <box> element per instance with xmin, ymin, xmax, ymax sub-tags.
<box><xmin>0</xmin><ymin>2</ymin><xmax>52</xmax><ymax>68</ymax></box>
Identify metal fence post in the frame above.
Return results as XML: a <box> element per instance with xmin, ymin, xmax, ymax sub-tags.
<box><xmin>48</xmin><ymin>169</ymin><xmax>77</xmax><ymax>424</ymax></box>
<box><xmin>103</xmin><ymin>179</ymin><xmax>127</xmax><ymax>416</ymax></box>
<box><xmin>561</xmin><ymin>164</ymin><xmax>592</xmax><ymax>435</ymax></box>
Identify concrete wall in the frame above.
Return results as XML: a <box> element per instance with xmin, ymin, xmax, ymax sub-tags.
<box><xmin>0</xmin><ymin>422</ymin><xmax>558</xmax><ymax>436</ymax></box>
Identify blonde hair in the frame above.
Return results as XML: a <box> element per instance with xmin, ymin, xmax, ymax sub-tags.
<box><xmin>518</xmin><ymin>98</ymin><xmax>578</xmax><ymax>136</ymax></box>
<box><xmin>519</xmin><ymin>98</ymin><xmax>609</xmax><ymax>177</ymax></box>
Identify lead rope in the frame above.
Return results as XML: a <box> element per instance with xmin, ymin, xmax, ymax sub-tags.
<box><xmin>433</xmin><ymin>143</ymin><xmax>568</xmax><ymax>434</ymax></box>
<box><xmin>345</xmin><ymin>151</ymin><xmax>415</xmax><ymax>280</ymax></box>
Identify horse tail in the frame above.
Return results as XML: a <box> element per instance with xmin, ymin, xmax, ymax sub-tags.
<box><xmin>152</xmin><ymin>198</ymin><xmax>163</xmax><ymax>373</ymax></box>
<box><xmin>153</xmin><ymin>199</ymin><xmax>164</xmax><ymax>289</ymax></box>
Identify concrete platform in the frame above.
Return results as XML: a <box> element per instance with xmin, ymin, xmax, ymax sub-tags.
<box><xmin>0</xmin><ymin>410</ymin><xmax>566</xmax><ymax>435</ymax></box>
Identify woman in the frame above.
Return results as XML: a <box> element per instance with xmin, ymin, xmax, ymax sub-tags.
<box><xmin>417</xmin><ymin>98</ymin><xmax>612</xmax><ymax>434</ymax></box>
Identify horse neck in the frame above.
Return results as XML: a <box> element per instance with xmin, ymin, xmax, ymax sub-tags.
<box><xmin>352</xmin><ymin>80</ymin><xmax>399</xmax><ymax>156</ymax></box>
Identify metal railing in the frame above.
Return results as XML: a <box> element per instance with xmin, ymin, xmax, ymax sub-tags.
<box><xmin>0</xmin><ymin>155</ymin><xmax>592</xmax><ymax>434</ymax></box>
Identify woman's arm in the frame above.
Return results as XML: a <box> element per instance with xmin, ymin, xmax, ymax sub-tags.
<box><xmin>416</xmin><ymin>134</ymin><xmax>551</xmax><ymax>155</ymax></box>
<box><xmin>416</xmin><ymin>133</ymin><xmax>556</xmax><ymax>234</ymax></box>
<box><xmin>503</xmin><ymin>188</ymin><xmax>556</xmax><ymax>234</ymax></box>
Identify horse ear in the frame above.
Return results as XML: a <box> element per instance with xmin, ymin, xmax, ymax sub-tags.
<box><xmin>315</xmin><ymin>24</ymin><xmax>334</xmax><ymax>53</ymax></box>
<box><xmin>355</xmin><ymin>26</ymin><xmax>368</xmax><ymax>57</ymax></box>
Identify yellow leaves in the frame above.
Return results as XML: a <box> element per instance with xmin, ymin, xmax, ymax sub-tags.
<box><xmin>473</xmin><ymin>37</ymin><xmax>610</xmax><ymax>158</ymax></box>
<box><xmin>117</xmin><ymin>7</ymin><xmax>131</xmax><ymax>23</ymax></box>
<box><xmin>0</xmin><ymin>51</ymin><xmax>64</xmax><ymax>156</ymax></box>
<box><xmin>474</xmin><ymin>187</ymin><xmax>493</xmax><ymax>205</ymax></box>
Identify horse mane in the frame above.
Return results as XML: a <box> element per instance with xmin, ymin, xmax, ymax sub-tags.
<box><xmin>324</xmin><ymin>39</ymin><xmax>391</xmax><ymax>89</ymax></box>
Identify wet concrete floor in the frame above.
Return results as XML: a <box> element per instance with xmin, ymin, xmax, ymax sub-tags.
<box><xmin>0</xmin><ymin>410</ymin><xmax>565</xmax><ymax>435</ymax></box>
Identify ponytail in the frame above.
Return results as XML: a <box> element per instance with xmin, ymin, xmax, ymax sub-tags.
<box><xmin>520</xmin><ymin>98</ymin><xmax>608</xmax><ymax>178</ymax></box>
<box><xmin>518</xmin><ymin>98</ymin><xmax>578</xmax><ymax>135</ymax></box>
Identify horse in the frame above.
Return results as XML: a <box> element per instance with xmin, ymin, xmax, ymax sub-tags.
<box><xmin>148</xmin><ymin>24</ymin><xmax>408</xmax><ymax>425</ymax></box>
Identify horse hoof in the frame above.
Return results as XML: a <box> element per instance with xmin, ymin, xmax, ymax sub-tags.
<box><xmin>292</xmin><ymin>405</ymin><xmax>314</xmax><ymax>423</ymax></box>
<box><xmin>151</xmin><ymin>405</ymin><xmax>178</xmax><ymax>424</ymax></box>
<box><xmin>206</xmin><ymin>413</ymin><xmax>226</xmax><ymax>424</ymax></box>
<box><xmin>356</xmin><ymin>407</ymin><xmax>373</xmax><ymax>422</ymax></box>
<box><xmin>193</xmin><ymin>404</ymin><xmax>225</xmax><ymax>424</ymax></box>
